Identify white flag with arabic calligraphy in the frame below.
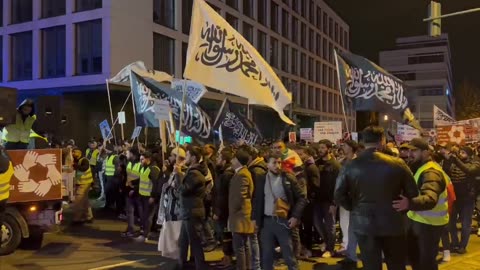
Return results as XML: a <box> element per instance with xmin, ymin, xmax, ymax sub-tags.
<box><xmin>433</xmin><ymin>105</ymin><xmax>455</xmax><ymax>127</ymax></box>
<box><xmin>184</xmin><ymin>0</ymin><xmax>294</xmax><ymax>125</ymax></box>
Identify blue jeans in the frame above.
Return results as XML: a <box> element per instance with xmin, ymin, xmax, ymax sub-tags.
<box><xmin>313</xmin><ymin>202</ymin><xmax>336</xmax><ymax>252</ymax></box>
<box><xmin>346</xmin><ymin>212</ymin><xmax>358</xmax><ymax>261</ymax></box>
<box><xmin>249</xmin><ymin>232</ymin><xmax>261</xmax><ymax>270</ymax></box>
<box><xmin>261</xmin><ymin>217</ymin><xmax>298</xmax><ymax>270</ymax></box>
<box><xmin>126</xmin><ymin>195</ymin><xmax>142</xmax><ymax>233</ymax></box>
<box><xmin>232</xmin><ymin>233</ymin><xmax>252</xmax><ymax>270</ymax></box>
<box><xmin>449</xmin><ymin>199</ymin><xmax>475</xmax><ymax>249</ymax></box>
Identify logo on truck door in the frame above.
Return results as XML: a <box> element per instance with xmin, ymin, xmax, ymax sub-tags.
<box><xmin>7</xmin><ymin>149</ymin><xmax>62</xmax><ymax>203</ymax></box>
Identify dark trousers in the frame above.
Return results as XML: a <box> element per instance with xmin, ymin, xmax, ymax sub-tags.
<box><xmin>232</xmin><ymin>233</ymin><xmax>252</xmax><ymax>270</ymax></box>
<box><xmin>105</xmin><ymin>176</ymin><xmax>123</xmax><ymax>214</ymax></box>
<box><xmin>178</xmin><ymin>218</ymin><xmax>207</xmax><ymax>270</ymax></box>
<box><xmin>449</xmin><ymin>199</ymin><xmax>475</xmax><ymax>249</ymax></box>
<box><xmin>4</xmin><ymin>142</ymin><xmax>28</xmax><ymax>150</ymax></box>
<box><xmin>139</xmin><ymin>196</ymin><xmax>155</xmax><ymax>237</ymax></box>
<box><xmin>313</xmin><ymin>202</ymin><xmax>336</xmax><ymax>252</ymax></box>
<box><xmin>126</xmin><ymin>194</ymin><xmax>142</xmax><ymax>233</ymax></box>
<box><xmin>216</xmin><ymin>220</ymin><xmax>233</xmax><ymax>256</ymax></box>
<box><xmin>356</xmin><ymin>233</ymin><xmax>406</xmax><ymax>270</ymax></box>
<box><xmin>408</xmin><ymin>220</ymin><xmax>444</xmax><ymax>270</ymax></box>
<box><xmin>300</xmin><ymin>202</ymin><xmax>314</xmax><ymax>250</ymax></box>
<box><xmin>261</xmin><ymin>217</ymin><xmax>298</xmax><ymax>270</ymax></box>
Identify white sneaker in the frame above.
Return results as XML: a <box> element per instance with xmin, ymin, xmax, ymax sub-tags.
<box><xmin>134</xmin><ymin>235</ymin><xmax>146</xmax><ymax>243</ymax></box>
<box><xmin>322</xmin><ymin>251</ymin><xmax>332</xmax><ymax>258</ymax></box>
<box><xmin>275</xmin><ymin>246</ymin><xmax>281</xmax><ymax>253</ymax></box>
<box><xmin>443</xmin><ymin>250</ymin><xmax>451</xmax><ymax>262</ymax></box>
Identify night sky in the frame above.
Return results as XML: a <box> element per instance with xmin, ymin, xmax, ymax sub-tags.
<box><xmin>324</xmin><ymin>0</ymin><xmax>480</xmax><ymax>93</ymax></box>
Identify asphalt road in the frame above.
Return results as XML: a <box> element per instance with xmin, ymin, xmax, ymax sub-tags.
<box><xmin>1</xmin><ymin>210</ymin><xmax>480</xmax><ymax>270</ymax></box>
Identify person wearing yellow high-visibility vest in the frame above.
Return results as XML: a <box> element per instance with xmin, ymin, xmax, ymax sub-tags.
<box><xmin>104</xmin><ymin>143</ymin><xmax>119</xmax><ymax>211</ymax></box>
<box><xmin>393</xmin><ymin>138</ymin><xmax>449</xmax><ymax>270</ymax></box>
<box><xmin>2</xmin><ymin>99</ymin><xmax>38</xmax><ymax>150</ymax></box>
<box><xmin>71</xmin><ymin>148</ymin><xmax>94</xmax><ymax>225</ymax></box>
<box><xmin>134</xmin><ymin>151</ymin><xmax>160</xmax><ymax>243</ymax></box>
<box><xmin>121</xmin><ymin>148</ymin><xmax>142</xmax><ymax>238</ymax></box>
<box><xmin>85</xmin><ymin>140</ymin><xmax>99</xmax><ymax>181</ymax></box>
<box><xmin>0</xmin><ymin>149</ymin><xmax>14</xmax><ymax>232</ymax></box>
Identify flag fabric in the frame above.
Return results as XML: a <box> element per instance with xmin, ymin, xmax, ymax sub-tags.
<box><xmin>184</xmin><ymin>0</ymin><xmax>294</xmax><ymax>125</ymax></box>
<box><xmin>171</xmin><ymin>79</ymin><xmax>207</xmax><ymax>104</ymax></box>
<box><xmin>130</xmin><ymin>71</ymin><xmax>213</xmax><ymax>142</ymax></box>
<box><xmin>433</xmin><ymin>105</ymin><xmax>455</xmax><ymax>127</ymax></box>
<box><xmin>110</xmin><ymin>61</ymin><xmax>172</xmax><ymax>84</ymax></box>
<box><xmin>213</xmin><ymin>98</ymin><xmax>262</xmax><ymax>145</ymax></box>
<box><xmin>335</xmin><ymin>51</ymin><xmax>421</xmax><ymax>130</ymax></box>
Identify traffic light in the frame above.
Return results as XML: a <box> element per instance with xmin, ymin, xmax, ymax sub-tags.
<box><xmin>428</xmin><ymin>1</ymin><xmax>442</xmax><ymax>37</ymax></box>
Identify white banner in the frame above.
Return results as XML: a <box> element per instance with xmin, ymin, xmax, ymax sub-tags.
<box><xmin>184</xmin><ymin>0</ymin><xmax>293</xmax><ymax>125</ymax></box>
<box><xmin>313</xmin><ymin>122</ymin><xmax>342</xmax><ymax>143</ymax></box>
<box><xmin>396</xmin><ymin>123</ymin><xmax>421</xmax><ymax>142</ymax></box>
<box><xmin>300</xmin><ymin>128</ymin><xmax>313</xmax><ymax>142</ymax></box>
<box><xmin>109</xmin><ymin>61</ymin><xmax>172</xmax><ymax>84</ymax></box>
<box><xmin>171</xmin><ymin>79</ymin><xmax>207</xmax><ymax>104</ymax></box>
<box><xmin>433</xmin><ymin>105</ymin><xmax>455</xmax><ymax>127</ymax></box>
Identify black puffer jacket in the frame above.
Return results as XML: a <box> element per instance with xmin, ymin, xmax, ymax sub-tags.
<box><xmin>316</xmin><ymin>157</ymin><xmax>341</xmax><ymax>204</ymax></box>
<box><xmin>178</xmin><ymin>162</ymin><xmax>208</xmax><ymax>220</ymax></box>
<box><xmin>213</xmin><ymin>163</ymin><xmax>234</xmax><ymax>221</ymax></box>
<box><xmin>335</xmin><ymin>148</ymin><xmax>419</xmax><ymax>236</ymax></box>
<box><xmin>443</xmin><ymin>156</ymin><xmax>480</xmax><ymax>200</ymax></box>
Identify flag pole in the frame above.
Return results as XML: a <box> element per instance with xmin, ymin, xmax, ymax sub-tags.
<box><xmin>334</xmin><ymin>51</ymin><xmax>351</xmax><ymax>135</ymax></box>
<box><xmin>175</xmin><ymin>79</ymin><xmax>188</xmax><ymax>162</ymax></box>
<box><xmin>106</xmin><ymin>79</ymin><xmax>118</xmax><ymax>144</ymax></box>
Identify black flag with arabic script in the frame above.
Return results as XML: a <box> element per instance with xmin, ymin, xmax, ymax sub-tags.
<box><xmin>213</xmin><ymin>98</ymin><xmax>262</xmax><ymax>145</ymax></box>
<box><xmin>335</xmin><ymin>51</ymin><xmax>421</xmax><ymax>130</ymax></box>
<box><xmin>130</xmin><ymin>71</ymin><xmax>213</xmax><ymax>142</ymax></box>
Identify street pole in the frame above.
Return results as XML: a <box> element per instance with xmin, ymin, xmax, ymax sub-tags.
<box><xmin>424</xmin><ymin>7</ymin><xmax>480</xmax><ymax>21</ymax></box>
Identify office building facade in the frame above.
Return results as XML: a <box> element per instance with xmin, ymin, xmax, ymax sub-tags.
<box><xmin>0</xmin><ymin>0</ymin><xmax>354</xmax><ymax>143</ymax></box>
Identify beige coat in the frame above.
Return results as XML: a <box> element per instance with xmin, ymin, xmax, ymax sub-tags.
<box><xmin>228</xmin><ymin>167</ymin><xmax>254</xmax><ymax>234</ymax></box>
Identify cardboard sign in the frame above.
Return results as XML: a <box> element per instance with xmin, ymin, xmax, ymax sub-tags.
<box><xmin>118</xmin><ymin>111</ymin><xmax>126</xmax><ymax>124</ymax></box>
<box><xmin>351</xmin><ymin>132</ymin><xmax>358</xmax><ymax>142</ymax></box>
<box><xmin>299</xmin><ymin>128</ymin><xmax>313</xmax><ymax>142</ymax></box>
<box><xmin>313</xmin><ymin>122</ymin><xmax>342</xmax><ymax>143</ymax></box>
<box><xmin>396</xmin><ymin>124</ymin><xmax>421</xmax><ymax>142</ymax></box>
<box><xmin>154</xmin><ymin>100</ymin><xmax>171</xmax><ymax>120</ymax></box>
<box><xmin>99</xmin><ymin>119</ymin><xmax>113</xmax><ymax>140</ymax></box>
<box><xmin>288</xmin><ymin>132</ymin><xmax>297</xmax><ymax>143</ymax></box>
<box><xmin>131</xmin><ymin>126</ymin><xmax>142</xmax><ymax>140</ymax></box>
<box><xmin>7</xmin><ymin>149</ymin><xmax>63</xmax><ymax>203</ymax></box>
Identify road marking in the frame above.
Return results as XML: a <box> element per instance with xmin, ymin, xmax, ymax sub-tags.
<box><xmin>88</xmin><ymin>259</ymin><xmax>147</xmax><ymax>270</ymax></box>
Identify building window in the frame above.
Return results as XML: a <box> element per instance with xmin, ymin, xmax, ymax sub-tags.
<box><xmin>154</xmin><ymin>0</ymin><xmax>175</xmax><ymax>29</ymax></box>
<box><xmin>309</xmin><ymin>86</ymin><xmax>315</xmax><ymax>109</ymax></box>
<box><xmin>392</xmin><ymin>72</ymin><xmax>416</xmax><ymax>81</ymax></box>
<box><xmin>76</xmin><ymin>0</ymin><xmax>102</xmax><ymax>12</ymax></box>
<box><xmin>76</xmin><ymin>20</ymin><xmax>102</xmax><ymax>75</ymax></box>
<box><xmin>271</xmin><ymin>2</ymin><xmax>279</xmax><ymax>32</ymax></box>
<box><xmin>282</xmin><ymin>9</ymin><xmax>289</xmax><ymax>37</ymax></box>
<box><xmin>226</xmin><ymin>14</ymin><xmax>238</xmax><ymax>30</ymax></box>
<box><xmin>0</xmin><ymin>2</ymin><xmax>2</xmax><ymax>27</ymax></box>
<box><xmin>308</xmin><ymin>57</ymin><xmax>314</xmax><ymax>81</ymax></box>
<box><xmin>291</xmin><ymin>48</ymin><xmax>298</xmax><ymax>75</ymax></box>
<box><xmin>309</xmin><ymin>28</ymin><xmax>314</xmax><ymax>52</ymax></box>
<box><xmin>329</xmin><ymin>68</ymin><xmax>334</xmax><ymax>88</ymax></box>
<box><xmin>181</xmin><ymin>42</ymin><xmax>188</xmax><ymax>73</ymax></box>
<box><xmin>11</xmin><ymin>31</ymin><xmax>33</xmax><ymax>81</ymax></box>
<box><xmin>316</xmin><ymin>34</ymin><xmax>321</xmax><ymax>56</ymax></box>
<box><xmin>309</xmin><ymin>1</ymin><xmax>315</xmax><ymax>24</ymax></box>
<box><xmin>322</xmin><ymin>90</ymin><xmax>328</xmax><ymax>112</ymax></box>
<box><xmin>329</xmin><ymin>18</ymin><xmax>333</xmax><ymax>38</ymax></box>
<box><xmin>322</xmin><ymin>64</ymin><xmax>327</xmax><ymax>86</ymax></box>
<box><xmin>153</xmin><ymin>33</ymin><xmax>175</xmax><ymax>75</ymax></box>
<box><xmin>226</xmin><ymin>0</ymin><xmax>238</xmax><ymax>9</ymax></box>
<box><xmin>323</xmin><ymin>12</ymin><xmax>328</xmax><ymax>34</ymax></box>
<box><xmin>328</xmin><ymin>92</ymin><xmax>333</xmax><ymax>113</ymax></box>
<box><xmin>208</xmin><ymin>2</ymin><xmax>221</xmax><ymax>12</ymax></box>
<box><xmin>334</xmin><ymin>23</ymin><xmax>339</xmax><ymax>43</ymax></box>
<box><xmin>258</xmin><ymin>1</ymin><xmax>267</xmax><ymax>25</ymax></box>
<box><xmin>243</xmin><ymin>22</ymin><xmax>253</xmax><ymax>43</ymax></box>
<box><xmin>408</xmin><ymin>53</ymin><xmax>445</xmax><ymax>64</ymax></box>
<box><xmin>345</xmin><ymin>31</ymin><xmax>349</xmax><ymax>49</ymax></box>
<box><xmin>316</xmin><ymin>87</ymin><xmax>321</xmax><ymax>110</ymax></box>
<box><xmin>281</xmin><ymin>43</ymin><xmax>289</xmax><ymax>72</ymax></box>
<box><xmin>243</xmin><ymin>0</ymin><xmax>253</xmax><ymax>18</ymax></box>
<box><xmin>291</xmin><ymin>17</ymin><xmax>298</xmax><ymax>43</ymax></box>
<box><xmin>257</xmin><ymin>31</ymin><xmax>267</xmax><ymax>58</ymax></box>
<box><xmin>270</xmin><ymin>38</ymin><xmax>278</xmax><ymax>68</ymax></box>
<box><xmin>322</xmin><ymin>38</ymin><xmax>327</xmax><ymax>59</ymax></box>
<box><xmin>339</xmin><ymin>26</ymin><xmax>344</xmax><ymax>47</ymax></box>
<box><xmin>300</xmin><ymin>23</ymin><xmax>306</xmax><ymax>48</ymax></box>
<box><xmin>0</xmin><ymin>36</ymin><xmax>2</xmax><ymax>81</ymax></box>
<box><xmin>42</xmin><ymin>26</ymin><xmax>66</xmax><ymax>78</ymax></box>
<box><xmin>300</xmin><ymin>53</ymin><xmax>306</xmax><ymax>75</ymax></box>
<box><xmin>182</xmin><ymin>0</ymin><xmax>194</xmax><ymax>34</ymax></box>
<box><xmin>11</xmin><ymin>0</ymin><xmax>32</xmax><ymax>24</ymax></box>
<box><xmin>316</xmin><ymin>61</ymin><xmax>321</xmax><ymax>83</ymax></box>
<box><xmin>300</xmin><ymin>83</ymin><xmax>306</xmax><ymax>107</ymax></box>
<box><xmin>334</xmin><ymin>94</ymin><xmax>338</xmax><ymax>113</ymax></box>
<box><xmin>42</xmin><ymin>0</ymin><xmax>66</xmax><ymax>18</ymax></box>
<box><xmin>329</xmin><ymin>42</ymin><xmax>333</xmax><ymax>63</ymax></box>
<box><xmin>292</xmin><ymin>0</ymin><xmax>299</xmax><ymax>13</ymax></box>
<box><xmin>300</xmin><ymin>0</ymin><xmax>306</xmax><ymax>18</ymax></box>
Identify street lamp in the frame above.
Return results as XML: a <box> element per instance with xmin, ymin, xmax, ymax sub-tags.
<box><xmin>384</xmin><ymin>115</ymin><xmax>389</xmax><ymax>121</ymax></box>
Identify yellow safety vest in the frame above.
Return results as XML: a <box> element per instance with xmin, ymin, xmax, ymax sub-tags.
<box><xmin>0</xmin><ymin>162</ymin><xmax>14</xmax><ymax>201</ymax></box>
<box><xmin>3</xmin><ymin>113</ymin><xmax>37</xmax><ymax>143</ymax></box>
<box><xmin>126</xmin><ymin>162</ymin><xmax>141</xmax><ymax>186</ymax></box>
<box><xmin>85</xmin><ymin>148</ymin><xmax>99</xmax><ymax>166</ymax></box>
<box><xmin>75</xmin><ymin>158</ymin><xmax>93</xmax><ymax>185</ymax></box>
<box><xmin>407</xmin><ymin>161</ymin><xmax>450</xmax><ymax>226</ymax></box>
<box><xmin>139</xmin><ymin>166</ymin><xmax>152</xmax><ymax>197</ymax></box>
<box><xmin>105</xmin><ymin>155</ymin><xmax>117</xmax><ymax>177</ymax></box>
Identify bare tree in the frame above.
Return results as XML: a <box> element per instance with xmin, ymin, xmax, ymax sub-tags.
<box><xmin>455</xmin><ymin>79</ymin><xmax>480</xmax><ymax>120</ymax></box>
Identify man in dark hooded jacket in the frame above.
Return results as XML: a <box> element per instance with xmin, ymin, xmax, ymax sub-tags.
<box><xmin>2</xmin><ymin>99</ymin><xmax>38</xmax><ymax>150</ymax></box>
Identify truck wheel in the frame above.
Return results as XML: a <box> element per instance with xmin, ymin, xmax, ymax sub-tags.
<box><xmin>20</xmin><ymin>227</ymin><xmax>44</xmax><ymax>250</ymax></box>
<box><xmin>0</xmin><ymin>215</ymin><xmax>22</xmax><ymax>256</ymax></box>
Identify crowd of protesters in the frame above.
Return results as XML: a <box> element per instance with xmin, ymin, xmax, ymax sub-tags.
<box><xmin>55</xmin><ymin>125</ymin><xmax>480</xmax><ymax>270</ymax></box>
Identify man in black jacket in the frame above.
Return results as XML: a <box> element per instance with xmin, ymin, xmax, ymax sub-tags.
<box><xmin>335</xmin><ymin>126</ymin><xmax>418</xmax><ymax>270</ymax></box>
<box><xmin>177</xmin><ymin>146</ymin><xmax>208</xmax><ymax>270</ymax></box>
<box><xmin>441</xmin><ymin>145</ymin><xmax>480</xmax><ymax>253</ymax></box>
<box><xmin>314</xmin><ymin>139</ymin><xmax>341</xmax><ymax>258</ymax></box>
<box><xmin>213</xmin><ymin>147</ymin><xmax>235</xmax><ymax>268</ymax></box>
<box><xmin>253</xmin><ymin>153</ymin><xmax>307</xmax><ymax>270</ymax></box>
